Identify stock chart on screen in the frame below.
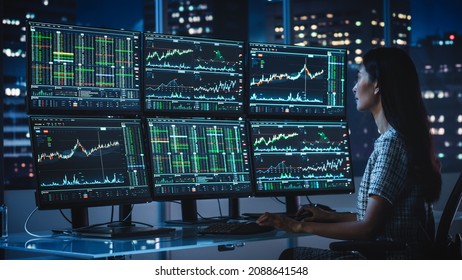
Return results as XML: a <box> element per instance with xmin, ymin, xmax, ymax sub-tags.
<box><xmin>27</xmin><ymin>22</ymin><xmax>142</xmax><ymax>115</ymax></box>
<box><xmin>248</xmin><ymin>43</ymin><xmax>347</xmax><ymax>118</ymax></box>
<box><xmin>30</xmin><ymin>116</ymin><xmax>150</xmax><ymax>208</ymax></box>
<box><xmin>143</xmin><ymin>33</ymin><xmax>244</xmax><ymax>116</ymax></box>
<box><xmin>250</xmin><ymin>120</ymin><xmax>354</xmax><ymax>196</ymax></box>
<box><xmin>146</xmin><ymin>117</ymin><xmax>252</xmax><ymax>199</ymax></box>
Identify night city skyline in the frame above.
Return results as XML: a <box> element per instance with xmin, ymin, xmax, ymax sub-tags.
<box><xmin>74</xmin><ymin>0</ymin><xmax>462</xmax><ymax>44</ymax></box>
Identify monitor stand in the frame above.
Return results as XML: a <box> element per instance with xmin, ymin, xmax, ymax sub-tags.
<box><xmin>71</xmin><ymin>207</ymin><xmax>90</xmax><ymax>229</ymax></box>
<box><xmin>164</xmin><ymin>199</ymin><xmax>228</xmax><ymax>225</ymax></box>
<box><xmin>65</xmin><ymin>205</ymin><xmax>175</xmax><ymax>238</ymax></box>
<box><xmin>51</xmin><ymin>206</ymin><xmax>89</xmax><ymax>234</ymax></box>
<box><xmin>284</xmin><ymin>195</ymin><xmax>300</xmax><ymax>216</ymax></box>
<box><xmin>228</xmin><ymin>197</ymin><xmax>241</xmax><ymax>219</ymax></box>
<box><xmin>108</xmin><ymin>204</ymin><xmax>135</xmax><ymax>228</ymax></box>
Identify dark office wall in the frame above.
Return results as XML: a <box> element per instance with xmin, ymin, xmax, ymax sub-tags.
<box><xmin>1</xmin><ymin>0</ymin><xmax>5</xmax><ymax>203</ymax></box>
<box><xmin>1</xmin><ymin>1</ymin><xmax>5</xmax><ymax>260</ymax></box>
<box><xmin>212</xmin><ymin>0</ymin><xmax>248</xmax><ymax>41</ymax></box>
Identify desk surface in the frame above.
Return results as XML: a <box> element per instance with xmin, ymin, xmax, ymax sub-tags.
<box><xmin>0</xmin><ymin>225</ymin><xmax>304</xmax><ymax>259</ymax></box>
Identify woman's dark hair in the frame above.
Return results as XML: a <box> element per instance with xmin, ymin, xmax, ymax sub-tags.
<box><xmin>362</xmin><ymin>47</ymin><xmax>441</xmax><ymax>202</ymax></box>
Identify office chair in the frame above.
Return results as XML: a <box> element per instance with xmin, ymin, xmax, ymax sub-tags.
<box><xmin>329</xmin><ymin>172</ymin><xmax>462</xmax><ymax>259</ymax></box>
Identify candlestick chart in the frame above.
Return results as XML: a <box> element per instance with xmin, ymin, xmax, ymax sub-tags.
<box><xmin>27</xmin><ymin>22</ymin><xmax>141</xmax><ymax>114</ymax></box>
<box><xmin>146</xmin><ymin>118</ymin><xmax>252</xmax><ymax>197</ymax></box>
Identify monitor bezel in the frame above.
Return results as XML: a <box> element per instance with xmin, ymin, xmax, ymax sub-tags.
<box><xmin>26</xmin><ymin>21</ymin><xmax>143</xmax><ymax>117</ymax></box>
<box><xmin>29</xmin><ymin>115</ymin><xmax>153</xmax><ymax>210</ymax></box>
<box><xmin>142</xmin><ymin>32</ymin><xmax>246</xmax><ymax>118</ymax></box>
<box><xmin>145</xmin><ymin>116</ymin><xmax>254</xmax><ymax>201</ymax></box>
<box><xmin>249</xmin><ymin>119</ymin><xmax>355</xmax><ymax>198</ymax></box>
<box><xmin>245</xmin><ymin>42</ymin><xmax>348</xmax><ymax>120</ymax></box>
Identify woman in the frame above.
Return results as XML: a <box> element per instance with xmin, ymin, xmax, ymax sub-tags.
<box><xmin>257</xmin><ymin>47</ymin><xmax>442</xmax><ymax>259</ymax></box>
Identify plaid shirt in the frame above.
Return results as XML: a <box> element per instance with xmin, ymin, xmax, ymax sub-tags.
<box><xmin>357</xmin><ymin>128</ymin><xmax>432</xmax><ymax>259</ymax></box>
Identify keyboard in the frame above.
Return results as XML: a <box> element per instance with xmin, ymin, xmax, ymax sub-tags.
<box><xmin>199</xmin><ymin>222</ymin><xmax>274</xmax><ymax>235</ymax></box>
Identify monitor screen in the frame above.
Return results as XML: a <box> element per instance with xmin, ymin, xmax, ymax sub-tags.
<box><xmin>143</xmin><ymin>33</ymin><xmax>244</xmax><ymax>116</ymax></box>
<box><xmin>26</xmin><ymin>21</ymin><xmax>142</xmax><ymax>115</ymax></box>
<box><xmin>248</xmin><ymin>43</ymin><xmax>347</xmax><ymax>118</ymax></box>
<box><xmin>30</xmin><ymin>116</ymin><xmax>151</xmax><ymax>210</ymax></box>
<box><xmin>146</xmin><ymin>117</ymin><xmax>252</xmax><ymax>200</ymax></box>
<box><xmin>250</xmin><ymin>120</ymin><xmax>354</xmax><ymax>197</ymax></box>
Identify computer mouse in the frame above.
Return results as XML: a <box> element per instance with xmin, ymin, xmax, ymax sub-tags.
<box><xmin>314</xmin><ymin>203</ymin><xmax>335</xmax><ymax>212</ymax></box>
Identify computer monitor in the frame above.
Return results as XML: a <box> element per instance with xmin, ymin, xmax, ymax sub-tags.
<box><xmin>143</xmin><ymin>33</ymin><xmax>244</xmax><ymax>116</ymax></box>
<box><xmin>29</xmin><ymin>116</ymin><xmax>151</xmax><ymax>229</ymax></box>
<box><xmin>146</xmin><ymin>117</ymin><xmax>252</xmax><ymax>223</ymax></box>
<box><xmin>247</xmin><ymin>42</ymin><xmax>347</xmax><ymax>118</ymax></box>
<box><xmin>249</xmin><ymin>120</ymin><xmax>354</xmax><ymax>214</ymax></box>
<box><xmin>26</xmin><ymin>21</ymin><xmax>142</xmax><ymax>115</ymax></box>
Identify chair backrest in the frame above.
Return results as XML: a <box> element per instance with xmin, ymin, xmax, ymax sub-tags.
<box><xmin>434</xmin><ymin>172</ymin><xmax>462</xmax><ymax>248</ymax></box>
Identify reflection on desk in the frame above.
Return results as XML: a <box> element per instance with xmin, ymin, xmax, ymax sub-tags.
<box><xmin>0</xmin><ymin>225</ymin><xmax>307</xmax><ymax>259</ymax></box>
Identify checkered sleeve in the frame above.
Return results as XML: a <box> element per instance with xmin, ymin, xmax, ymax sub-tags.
<box><xmin>367</xmin><ymin>133</ymin><xmax>408</xmax><ymax>205</ymax></box>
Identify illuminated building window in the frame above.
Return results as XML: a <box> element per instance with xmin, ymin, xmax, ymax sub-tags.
<box><xmin>455</xmin><ymin>64</ymin><xmax>462</xmax><ymax>72</ymax></box>
<box><xmin>5</xmin><ymin>88</ymin><xmax>21</xmax><ymax>97</ymax></box>
<box><xmin>395</xmin><ymin>39</ymin><xmax>407</xmax><ymax>45</ymax></box>
<box><xmin>3</xmin><ymin>48</ymin><xmax>24</xmax><ymax>57</ymax></box>
<box><xmin>437</xmin><ymin>91</ymin><xmax>449</xmax><ymax>99</ymax></box>
<box><xmin>423</xmin><ymin>90</ymin><xmax>435</xmax><ymax>99</ymax></box>
<box><xmin>2</xmin><ymin>19</ymin><xmax>21</xmax><ymax>25</ymax></box>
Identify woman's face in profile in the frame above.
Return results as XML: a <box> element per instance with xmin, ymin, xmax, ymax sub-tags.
<box><xmin>352</xmin><ymin>65</ymin><xmax>380</xmax><ymax>113</ymax></box>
